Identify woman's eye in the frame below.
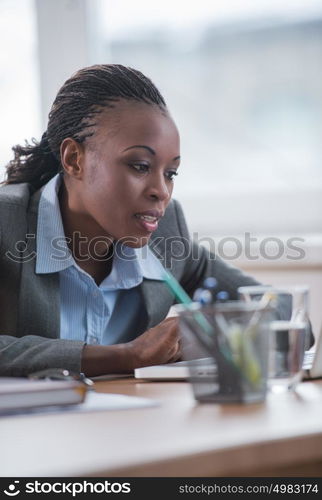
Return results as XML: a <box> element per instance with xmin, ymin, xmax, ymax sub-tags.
<box><xmin>166</xmin><ymin>170</ymin><xmax>178</xmax><ymax>181</ymax></box>
<box><xmin>131</xmin><ymin>163</ymin><xmax>150</xmax><ymax>173</ymax></box>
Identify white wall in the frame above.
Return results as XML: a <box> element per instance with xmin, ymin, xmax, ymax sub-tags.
<box><xmin>201</xmin><ymin>234</ymin><xmax>322</xmax><ymax>341</ymax></box>
<box><xmin>35</xmin><ymin>0</ymin><xmax>91</xmax><ymax>129</ymax></box>
<box><xmin>240</xmin><ymin>266</ymin><xmax>322</xmax><ymax>342</ymax></box>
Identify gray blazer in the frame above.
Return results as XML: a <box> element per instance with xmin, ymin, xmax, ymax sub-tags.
<box><xmin>0</xmin><ymin>182</ymin><xmax>260</xmax><ymax>376</ymax></box>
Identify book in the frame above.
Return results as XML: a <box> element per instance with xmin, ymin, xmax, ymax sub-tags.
<box><xmin>0</xmin><ymin>377</ymin><xmax>87</xmax><ymax>413</ymax></box>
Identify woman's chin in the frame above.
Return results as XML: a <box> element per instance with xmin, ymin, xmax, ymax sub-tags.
<box><xmin>127</xmin><ymin>236</ymin><xmax>151</xmax><ymax>248</ymax></box>
<box><xmin>116</xmin><ymin>234</ymin><xmax>151</xmax><ymax>248</ymax></box>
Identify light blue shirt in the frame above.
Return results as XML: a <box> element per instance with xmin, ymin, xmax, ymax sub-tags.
<box><xmin>35</xmin><ymin>174</ymin><xmax>164</xmax><ymax>345</ymax></box>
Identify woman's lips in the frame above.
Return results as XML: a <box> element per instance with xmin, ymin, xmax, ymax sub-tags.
<box><xmin>134</xmin><ymin>213</ymin><xmax>159</xmax><ymax>232</ymax></box>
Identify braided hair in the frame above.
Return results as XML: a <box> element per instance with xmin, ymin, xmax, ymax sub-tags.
<box><xmin>4</xmin><ymin>64</ymin><xmax>166</xmax><ymax>189</ymax></box>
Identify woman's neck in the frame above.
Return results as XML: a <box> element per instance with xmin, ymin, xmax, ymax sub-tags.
<box><xmin>58</xmin><ymin>180</ymin><xmax>114</xmax><ymax>283</ymax></box>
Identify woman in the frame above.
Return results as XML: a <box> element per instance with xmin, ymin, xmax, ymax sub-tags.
<box><xmin>0</xmin><ymin>64</ymin><xmax>260</xmax><ymax>377</ymax></box>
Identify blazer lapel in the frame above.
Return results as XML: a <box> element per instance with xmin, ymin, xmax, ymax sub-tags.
<box><xmin>17</xmin><ymin>189</ymin><xmax>60</xmax><ymax>338</ymax></box>
<box><xmin>140</xmin><ymin>278</ymin><xmax>174</xmax><ymax>329</ymax></box>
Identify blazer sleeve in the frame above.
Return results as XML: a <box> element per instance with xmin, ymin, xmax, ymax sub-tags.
<box><xmin>0</xmin><ymin>191</ymin><xmax>86</xmax><ymax>376</ymax></box>
<box><xmin>0</xmin><ymin>334</ymin><xmax>85</xmax><ymax>377</ymax></box>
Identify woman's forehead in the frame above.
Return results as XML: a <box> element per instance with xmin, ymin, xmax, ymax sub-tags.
<box><xmin>90</xmin><ymin>101</ymin><xmax>179</xmax><ymax>150</ymax></box>
<box><xmin>97</xmin><ymin>100</ymin><xmax>168</xmax><ymax>127</ymax></box>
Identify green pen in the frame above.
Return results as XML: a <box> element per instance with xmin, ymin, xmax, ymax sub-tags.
<box><xmin>161</xmin><ymin>269</ymin><xmax>213</xmax><ymax>337</ymax></box>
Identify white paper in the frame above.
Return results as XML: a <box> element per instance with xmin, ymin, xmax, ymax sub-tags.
<box><xmin>80</xmin><ymin>391</ymin><xmax>159</xmax><ymax>411</ymax></box>
<box><xmin>0</xmin><ymin>391</ymin><xmax>159</xmax><ymax>417</ymax></box>
<box><xmin>166</xmin><ymin>305</ymin><xmax>179</xmax><ymax>318</ymax></box>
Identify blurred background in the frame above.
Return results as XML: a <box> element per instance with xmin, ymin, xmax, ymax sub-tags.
<box><xmin>0</xmin><ymin>0</ymin><xmax>321</xmax><ymax>336</ymax></box>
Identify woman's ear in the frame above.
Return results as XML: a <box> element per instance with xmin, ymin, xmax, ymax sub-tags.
<box><xmin>60</xmin><ymin>138</ymin><xmax>84</xmax><ymax>179</ymax></box>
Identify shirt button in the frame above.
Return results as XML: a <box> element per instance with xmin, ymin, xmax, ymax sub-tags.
<box><xmin>92</xmin><ymin>290</ymin><xmax>99</xmax><ymax>297</ymax></box>
<box><xmin>91</xmin><ymin>338</ymin><xmax>98</xmax><ymax>344</ymax></box>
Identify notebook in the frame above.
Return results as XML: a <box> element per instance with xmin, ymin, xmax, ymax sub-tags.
<box><xmin>134</xmin><ymin>332</ymin><xmax>322</xmax><ymax>381</ymax></box>
<box><xmin>134</xmin><ymin>357</ymin><xmax>217</xmax><ymax>380</ymax></box>
<box><xmin>0</xmin><ymin>377</ymin><xmax>87</xmax><ymax>413</ymax></box>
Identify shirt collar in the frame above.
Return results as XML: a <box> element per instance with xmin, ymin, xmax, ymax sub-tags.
<box><xmin>36</xmin><ymin>174</ymin><xmax>73</xmax><ymax>274</ymax></box>
<box><xmin>36</xmin><ymin>174</ymin><xmax>165</xmax><ymax>284</ymax></box>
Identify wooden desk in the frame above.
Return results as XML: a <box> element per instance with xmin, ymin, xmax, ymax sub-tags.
<box><xmin>1</xmin><ymin>378</ymin><xmax>322</xmax><ymax>477</ymax></box>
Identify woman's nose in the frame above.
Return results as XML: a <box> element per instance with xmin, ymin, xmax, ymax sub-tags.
<box><xmin>146</xmin><ymin>174</ymin><xmax>171</xmax><ymax>202</ymax></box>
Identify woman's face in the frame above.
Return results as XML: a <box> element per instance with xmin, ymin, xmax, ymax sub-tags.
<box><xmin>64</xmin><ymin>100</ymin><xmax>180</xmax><ymax>247</ymax></box>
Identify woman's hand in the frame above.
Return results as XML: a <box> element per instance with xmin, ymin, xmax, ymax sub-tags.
<box><xmin>125</xmin><ymin>317</ymin><xmax>181</xmax><ymax>370</ymax></box>
<box><xmin>81</xmin><ymin>317</ymin><xmax>181</xmax><ymax>377</ymax></box>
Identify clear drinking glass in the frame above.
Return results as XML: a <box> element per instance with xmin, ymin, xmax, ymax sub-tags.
<box><xmin>238</xmin><ymin>285</ymin><xmax>310</xmax><ymax>393</ymax></box>
<box><xmin>175</xmin><ymin>301</ymin><xmax>274</xmax><ymax>404</ymax></box>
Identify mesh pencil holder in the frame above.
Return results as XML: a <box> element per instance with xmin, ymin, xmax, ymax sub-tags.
<box><xmin>175</xmin><ymin>301</ymin><xmax>275</xmax><ymax>403</ymax></box>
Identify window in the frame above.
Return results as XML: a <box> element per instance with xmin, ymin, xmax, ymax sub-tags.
<box><xmin>0</xmin><ymin>0</ymin><xmax>40</xmax><ymax>181</ymax></box>
<box><xmin>92</xmin><ymin>0</ymin><xmax>322</xmax><ymax>235</ymax></box>
<box><xmin>2</xmin><ymin>0</ymin><xmax>321</xmax><ymax>237</ymax></box>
